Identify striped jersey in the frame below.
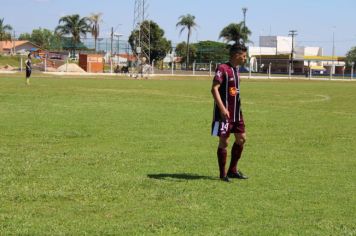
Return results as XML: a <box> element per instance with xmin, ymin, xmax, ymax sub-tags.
<box><xmin>213</xmin><ymin>62</ymin><xmax>241</xmax><ymax>122</ymax></box>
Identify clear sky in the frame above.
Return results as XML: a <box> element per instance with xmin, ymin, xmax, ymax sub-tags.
<box><xmin>1</xmin><ymin>0</ymin><xmax>356</xmax><ymax>56</ymax></box>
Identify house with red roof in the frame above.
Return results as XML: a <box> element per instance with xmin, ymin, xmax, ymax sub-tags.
<box><xmin>0</xmin><ymin>40</ymin><xmax>40</xmax><ymax>54</ymax></box>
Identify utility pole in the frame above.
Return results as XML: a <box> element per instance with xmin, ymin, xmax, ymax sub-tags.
<box><xmin>110</xmin><ymin>27</ymin><xmax>114</xmax><ymax>57</ymax></box>
<box><xmin>289</xmin><ymin>30</ymin><xmax>297</xmax><ymax>74</ymax></box>
<box><xmin>114</xmin><ymin>33</ymin><xmax>124</xmax><ymax>63</ymax></box>
<box><xmin>12</xmin><ymin>30</ymin><xmax>16</xmax><ymax>55</ymax></box>
<box><xmin>351</xmin><ymin>62</ymin><xmax>355</xmax><ymax>80</ymax></box>
<box><xmin>242</xmin><ymin>8</ymin><xmax>248</xmax><ymax>29</ymax></box>
<box><xmin>330</xmin><ymin>27</ymin><xmax>335</xmax><ymax>80</ymax></box>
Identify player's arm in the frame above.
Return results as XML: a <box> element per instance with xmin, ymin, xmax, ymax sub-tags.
<box><xmin>211</xmin><ymin>81</ymin><xmax>230</xmax><ymax>119</ymax></box>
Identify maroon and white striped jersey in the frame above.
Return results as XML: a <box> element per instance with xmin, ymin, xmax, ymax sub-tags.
<box><xmin>212</xmin><ymin>62</ymin><xmax>241</xmax><ymax>122</ymax></box>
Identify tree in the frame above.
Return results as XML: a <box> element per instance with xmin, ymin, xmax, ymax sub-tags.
<box><xmin>129</xmin><ymin>20</ymin><xmax>171</xmax><ymax>62</ymax></box>
<box><xmin>19</xmin><ymin>29</ymin><xmax>62</xmax><ymax>50</ymax></box>
<box><xmin>176</xmin><ymin>40</ymin><xmax>229</xmax><ymax>64</ymax></box>
<box><xmin>55</xmin><ymin>14</ymin><xmax>91</xmax><ymax>55</ymax></box>
<box><xmin>48</xmin><ymin>33</ymin><xmax>63</xmax><ymax>51</ymax></box>
<box><xmin>0</xmin><ymin>18</ymin><xmax>12</xmax><ymax>41</ymax></box>
<box><xmin>175</xmin><ymin>41</ymin><xmax>197</xmax><ymax>64</ymax></box>
<box><xmin>346</xmin><ymin>47</ymin><xmax>356</xmax><ymax>66</ymax></box>
<box><xmin>89</xmin><ymin>12</ymin><xmax>102</xmax><ymax>52</ymax></box>
<box><xmin>31</xmin><ymin>28</ymin><xmax>53</xmax><ymax>49</ymax></box>
<box><xmin>194</xmin><ymin>41</ymin><xmax>229</xmax><ymax>63</ymax></box>
<box><xmin>176</xmin><ymin>14</ymin><xmax>197</xmax><ymax>69</ymax></box>
<box><xmin>18</xmin><ymin>33</ymin><xmax>32</xmax><ymax>41</ymax></box>
<box><xmin>219</xmin><ymin>22</ymin><xmax>251</xmax><ymax>44</ymax></box>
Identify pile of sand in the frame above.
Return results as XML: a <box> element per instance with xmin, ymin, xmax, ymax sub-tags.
<box><xmin>0</xmin><ymin>64</ymin><xmax>15</xmax><ymax>71</ymax></box>
<box><xmin>57</xmin><ymin>63</ymin><xmax>86</xmax><ymax>73</ymax></box>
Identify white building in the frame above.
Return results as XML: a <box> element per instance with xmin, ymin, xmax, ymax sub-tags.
<box><xmin>250</xmin><ymin>36</ymin><xmax>323</xmax><ymax>58</ymax></box>
<box><xmin>248</xmin><ymin>36</ymin><xmax>344</xmax><ymax>74</ymax></box>
<box><xmin>260</xmin><ymin>36</ymin><xmax>292</xmax><ymax>54</ymax></box>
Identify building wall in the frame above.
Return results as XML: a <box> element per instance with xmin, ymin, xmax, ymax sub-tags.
<box><xmin>260</xmin><ymin>36</ymin><xmax>278</xmax><ymax>47</ymax></box>
<box><xmin>304</xmin><ymin>47</ymin><xmax>323</xmax><ymax>56</ymax></box>
<box><xmin>260</xmin><ymin>36</ymin><xmax>293</xmax><ymax>55</ymax></box>
<box><xmin>249</xmin><ymin>47</ymin><xmax>277</xmax><ymax>57</ymax></box>
<box><xmin>276</xmin><ymin>36</ymin><xmax>293</xmax><ymax>54</ymax></box>
<box><xmin>79</xmin><ymin>54</ymin><xmax>104</xmax><ymax>73</ymax></box>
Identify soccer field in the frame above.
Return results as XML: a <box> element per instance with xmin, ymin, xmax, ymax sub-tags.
<box><xmin>0</xmin><ymin>74</ymin><xmax>355</xmax><ymax>235</ymax></box>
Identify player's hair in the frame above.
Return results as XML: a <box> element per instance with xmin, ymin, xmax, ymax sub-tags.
<box><xmin>28</xmin><ymin>53</ymin><xmax>32</xmax><ymax>58</ymax></box>
<box><xmin>229</xmin><ymin>43</ymin><xmax>247</xmax><ymax>56</ymax></box>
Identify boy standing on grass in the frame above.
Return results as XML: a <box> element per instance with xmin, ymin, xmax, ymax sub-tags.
<box><xmin>25</xmin><ymin>53</ymin><xmax>32</xmax><ymax>85</ymax></box>
<box><xmin>211</xmin><ymin>43</ymin><xmax>249</xmax><ymax>182</ymax></box>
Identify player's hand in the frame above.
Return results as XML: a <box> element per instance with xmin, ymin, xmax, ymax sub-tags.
<box><xmin>220</xmin><ymin>109</ymin><xmax>230</xmax><ymax>120</ymax></box>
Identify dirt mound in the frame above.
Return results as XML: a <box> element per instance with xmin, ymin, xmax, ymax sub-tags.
<box><xmin>57</xmin><ymin>63</ymin><xmax>86</xmax><ymax>73</ymax></box>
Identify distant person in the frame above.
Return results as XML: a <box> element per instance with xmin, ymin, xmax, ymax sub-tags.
<box><xmin>25</xmin><ymin>53</ymin><xmax>32</xmax><ymax>85</ymax></box>
<box><xmin>121</xmin><ymin>66</ymin><xmax>129</xmax><ymax>74</ymax></box>
<box><xmin>142</xmin><ymin>63</ymin><xmax>152</xmax><ymax>79</ymax></box>
<box><xmin>114</xmin><ymin>65</ymin><xmax>120</xmax><ymax>74</ymax></box>
<box><xmin>211</xmin><ymin>43</ymin><xmax>249</xmax><ymax>182</ymax></box>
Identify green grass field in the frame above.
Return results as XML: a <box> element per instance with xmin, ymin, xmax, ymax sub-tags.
<box><xmin>0</xmin><ymin>74</ymin><xmax>355</xmax><ymax>235</ymax></box>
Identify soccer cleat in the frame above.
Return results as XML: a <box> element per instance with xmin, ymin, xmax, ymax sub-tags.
<box><xmin>220</xmin><ymin>176</ymin><xmax>231</xmax><ymax>182</ymax></box>
<box><xmin>227</xmin><ymin>170</ymin><xmax>248</xmax><ymax>179</ymax></box>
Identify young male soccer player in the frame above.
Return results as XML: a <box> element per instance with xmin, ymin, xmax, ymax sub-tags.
<box><xmin>25</xmin><ymin>53</ymin><xmax>32</xmax><ymax>85</ymax></box>
<box><xmin>211</xmin><ymin>43</ymin><xmax>249</xmax><ymax>182</ymax></box>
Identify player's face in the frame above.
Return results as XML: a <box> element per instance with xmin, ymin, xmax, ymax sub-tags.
<box><xmin>231</xmin><ymin>52</ymin><xmax>247</xmax><ymax>66</ymax></box>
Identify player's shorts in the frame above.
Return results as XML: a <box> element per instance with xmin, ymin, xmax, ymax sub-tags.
<box><xmin>26</xmin><ymin>69</ymin><xmax>32</xmax><ymax>78</ymax></box>
<box><xmin>211</xmin><ymin>119</ymin><xmax>245</xmax><ymax>137</ymax></box>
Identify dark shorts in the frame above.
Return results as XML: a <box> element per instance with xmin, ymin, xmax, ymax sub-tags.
<box><xmin>26</xmin><ymin>69</ymin><xmax>32</xmax><ymax>78</ymax></box>
<box><xmin>211</xmin><ymin>119</ymin><xmax>245</xmax><ymax>137</ymax></box>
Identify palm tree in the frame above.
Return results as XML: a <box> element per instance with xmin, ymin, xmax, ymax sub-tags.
<box><xmin>89</xmin><ymin>13</ymin><xmax>102</xmax><ymax>52</ymax></box>
<box><xmin>55</xmin><ymin>14</ymin><xmax>91</xmax><ymax>55</ymax></box>
<box><xmin>0</xmin><ymin>18</ymin><xmax>13</xmax><ymax>41</ymax></box>
<box><xmin>219</xmin><ymin>22</ymin><xmax>251</xmax><ymax>44</ymax></box>
<box><xmin>176</xmin><ymin>14</ymin><xmax>197</xmax><ymax>69</ymax></box>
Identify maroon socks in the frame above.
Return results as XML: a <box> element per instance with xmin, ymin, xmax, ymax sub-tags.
<box><xmin>217</xmin><ymin>148</ymin><xmax>227</xmax><ymax>178</ymax></box>
<box><xmin>228</xmin><ymin>142</ymin><xmax>243</xmax><ymax>174</ymax></box>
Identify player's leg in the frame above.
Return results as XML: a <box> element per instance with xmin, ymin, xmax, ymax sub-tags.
<box><xmin>212</xmin><ymin>120</ymin><xmax>231</xmax><ymax>182</ymax></box>
<box><xmin>227</xmin><ymin>122</ymin><xmax>248</xmax><ymax>179</ymax></box>
<box><xmin>217</xmin><ymin>135</ymin><xmax>229</xmax><ymax>180</ymax></box>
<box><xmin>26</xmin><ymin>70</ymin><xmax>31</xmax><ymax>85</ymax></box>
<box><xmin>227</xmin><ymin>132</ymin><xmax>248</xmax><ymax>179</ymax></box>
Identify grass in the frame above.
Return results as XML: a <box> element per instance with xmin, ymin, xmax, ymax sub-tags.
<box><xmin>0</xmin><ymin>55</ymin><xmax>41</xmax><ymax>68</ymax></box>
<box><xmin>0</xmin><ymin>74</ymin><xmax>355</xmax><ymax>235</ymax></box>
<box><xmin>0</xmin><ymin>55</ymin><xmax>23</xmax><ymax>67</ymax></box>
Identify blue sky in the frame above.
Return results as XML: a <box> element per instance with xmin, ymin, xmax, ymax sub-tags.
<box><xmin>1</xmin><ymin>0</ymin><xmax>356</xmax><ymax>55</ymax></box>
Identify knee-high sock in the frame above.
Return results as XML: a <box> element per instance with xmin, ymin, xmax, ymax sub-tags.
<box><xmin>217</xmin><ymin>148</ymin><xmax>227</xmax><ymax>178</ymax></box>
<box><xmin>228</xmin><ymin>143</ymin><xmax>243</xmax><ymax>173</ymax></box>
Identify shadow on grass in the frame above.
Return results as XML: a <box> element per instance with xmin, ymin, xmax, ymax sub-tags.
<box><xmin>147</xmin><ymin>173</ymin><xmax>216</xmax><ymax>181</ymax></box>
